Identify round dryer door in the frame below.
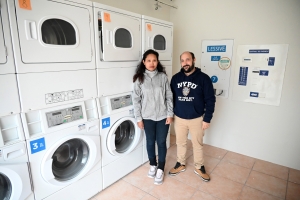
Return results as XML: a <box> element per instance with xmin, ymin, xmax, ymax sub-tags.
<box><xmin>0</xmin><ymin>173</ymin><xmax>12</xmax><ymax>200</ymax></box>
<box><xmin>0</xmin><ymin>168</ymin><xmax>24</xmax><ymax>200</ymax></box>
<box><xmin>107</xmin><ymin>117</ymin><xmax>140</xmax><ymax>156</ymax></box>
<box><xmin>41</xmin><ymin>135</ymin><xmax>98</xmax><ymax>186</ymax></box>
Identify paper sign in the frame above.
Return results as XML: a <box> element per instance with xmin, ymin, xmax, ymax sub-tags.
<box><xmin>30</xmin><ymin>138</ymin><xmax>46</xmax><ymax>154</ymax></box>
<box><xmin>104</xmin><ymin>12</ymin><xmax>111</xmax><ymax>22</ymax></box>
<box><xmin>147</xmin><ymin>24</ymin><xmax>152</xmax><ymax>31</ymax></box>
<box><xmin>102</xmin><ymin>117</ymin><xmax>110</xmax><ymax>129</ymax></box>
<box><xmin>19</xmin><ymin>0</ymin><xmax>32</xmax><ymax>10</ymax></box>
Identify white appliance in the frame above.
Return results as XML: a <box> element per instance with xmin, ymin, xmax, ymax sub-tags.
<box><xmin>7</xmin><ymin>0</ymin><xmax>97</xmax><ymax>112</ymax></box>
<box><xmin>0</xmin><ymin>142</ymin><xmax>35</xmax><ymax>200</ymax></box>
<box><xmin>21</xmin><ymin>99</ymin><xmax>102</xmax><ymax>200</ymax></box>
<box><xmin>141</xmin><ymin>16</ymin><xmax>173</xmax><ymax>163</ymax></box>
<box><xmin>0</xmin><ymin>113</ymin><xmax>34</xmax><ymax>200</ymax></box>
<box><xmin>93</xmin><ymin>3</ymin><xmax>141</xmax><ymax>96</ymax></box>
<box><xmin>97</xmin><ymin>92</ymin><xmax>143</xmax><ymax>189</ymax></box>
<box><xmin>0</xmin><ymin>0</ymin><xmax>21</xmax><ymax>117</ymax></box>
<box><xmin>142</xmin><ymin>15</ymin><xmax>173</xmax><ymax>81</ymax></box>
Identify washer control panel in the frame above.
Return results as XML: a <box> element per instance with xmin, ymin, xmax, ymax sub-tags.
<box><xmin>46</xmin><ymin>106</ymin><xmax>83</xmax><ymax>127</ymax></box>
<box><xmin>110</xmin><ymin>94</ymin><xmax>132</xmax><ymax>110</ymax></box>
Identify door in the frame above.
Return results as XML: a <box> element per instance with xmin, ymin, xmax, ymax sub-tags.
<box><xmin>0</xmin><ymin>172</ymin><xmax>11</xmax><ymax>200</ymax></box>
<box><xmin>41</xmin><ymin>135</ymin><xmax>97</xmax><ymax>185</ymax></box>
<box><xmin>14</xmin><ymin>0</ymin><xmax>92</xmax><ymax>64</ymax></box>
<box><xmin>107</xmin><ymin>117</ymin><xmax>140</xmax><ymax>156</ymax></box>
<box><xmin>143</xmin><ymin>21</ymin><xmax>173</xmax><ymax>61</ymax></box>
<box><xmin>96</xmin><ymin>8</ymin><xmax>141</xmax><ymax>61</ymax></box>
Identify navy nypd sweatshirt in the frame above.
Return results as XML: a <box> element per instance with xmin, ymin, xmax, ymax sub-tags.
<box><xmin>170</xmin><ymin>67</ymin><xmax>216</xmax><ymax>123</ymax></box>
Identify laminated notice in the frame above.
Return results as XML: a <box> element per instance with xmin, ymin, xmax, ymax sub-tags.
<box><xmin>147</xmin><ymin>24</ymin><xmax>152</xmax><ymax>31</ymax></box>
<box><xmin>19</xmin><ymin>0</ymin><xmax>32</xmax><ymax>10</ymax></box>
<box><xmin>104</xmin><ymin>12</ymin><xmax>111</xmax><ymax>22</ymax></box>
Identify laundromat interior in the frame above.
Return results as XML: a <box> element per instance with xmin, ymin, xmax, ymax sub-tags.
<box><xmin>0</xmin><ymin>0</ymin><xmax>299</xmax><ymax>199</ymax></box>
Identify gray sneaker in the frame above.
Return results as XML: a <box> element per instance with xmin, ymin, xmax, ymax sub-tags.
<box><xmin>148</xmin><ymin>165</ymin><xmax>157</xmax><ymax>178</ymax></box>
<box><xmin>154</xmin><ymin>169</ymin><xmax>164</xmax><ymax>185</ymax></box>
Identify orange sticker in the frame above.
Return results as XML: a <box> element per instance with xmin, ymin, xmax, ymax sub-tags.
<box><xmin>147</xmin><ymin>24</ymin><xmax>152</xmax><ymax>31</ymax></box>
<box><xmin>104</xmin><ymin>12</ymin><xmax>111</xmax><ymax>22</ymax></box>
<box><xmin>19</xmin><ymin>0</ymin><xmax>32</xmax><ymax>10</ymax></box>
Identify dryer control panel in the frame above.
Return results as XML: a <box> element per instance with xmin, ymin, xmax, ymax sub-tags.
<box><xmin>46</xmin><ymin>106</ymin><xmax>83</xmax><ymax>127</ymax></box>
<box><xmin>110</xmin><ymin>95</ymin><xmax>132</xmax><ymax>110</ymax></box>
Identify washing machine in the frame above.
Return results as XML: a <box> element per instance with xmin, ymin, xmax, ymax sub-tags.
<box><xmin>141</xmin><ymin>16</ymin><xmax>173</xmax><ymax>164</ymax></box>
<box><xmin>0</xmin><ymin>141</ymin><xmax>35</xmax><ymax>200</ymax></box>
<box><xmin>6</xmin><ymin>0</ymin><xmax>97</xmax><ymax>112</ymax></box>
<box><xmin>0</xmin><ymin>112</ymin><xmax>34</xmax><ymax>200</ymax></box>
<box><xmin>142</xmin><ymin>15</ymin><xmax>173</xmax><ymax>81</ymax></box>
<box><xmin>0</xmin><ymin>0</ymin><xmax>21</xmax><ymax>117</ymax></box>
<box><xmin>97</xmin><ymin>92</ymin><xmax>143</xmax><ymax>189</ymax></box>
<box><xmin>21</xmin><ymin>99</ymin><xmax>102</xmax><ymax>200</ymax></box>
<box><xmin>93</xmin><ymin>3</ymin><xmax>141</xmax><ymax>97</ymax></box>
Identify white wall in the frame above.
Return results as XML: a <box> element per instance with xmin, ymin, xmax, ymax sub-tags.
<box><xmin>170</xmin><ymin>0</ymin><xmax>300</xmax><ymax>170</ymax></box>
<box><xmin>90</xmin><ymin>0</ymin><xmax>171</xmax><ymax>21</ymax></box>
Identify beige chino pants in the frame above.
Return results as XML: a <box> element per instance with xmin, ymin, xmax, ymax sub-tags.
<box><xmin>174</xmin><ymin>115</ymin><xmax>204</xmax><ymax>169</ymax></box>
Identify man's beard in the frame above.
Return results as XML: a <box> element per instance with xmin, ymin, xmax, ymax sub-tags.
<box><xmin>182</xmin><ymin>62</ymin><xmax>195</xmax><ymax>73</ymax></box>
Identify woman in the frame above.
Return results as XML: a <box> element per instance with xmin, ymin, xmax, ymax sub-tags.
<box><xmin>133</xmin><ymin>49</ymin><xmax>173</xmax><ymax>185</ymax></box>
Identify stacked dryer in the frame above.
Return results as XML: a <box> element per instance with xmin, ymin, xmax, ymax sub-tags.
<box><xmin>92</xmin><ymin>3</ymin><xmax>143</xmax><ymax>189</ymax></box>
<box><xmin>0</xmin><ymin>0</ymin><xmax>34</xmax><ymax>199</ymax></box>
<box><xmin>141</xmin><ymin>16</ymin><xmax>174</xmax><ymax>163</ymax></box>
<box><xmin>5</xmin><ymin>0</ymin><xmax>102</xmax><ymax>199</ymax></box>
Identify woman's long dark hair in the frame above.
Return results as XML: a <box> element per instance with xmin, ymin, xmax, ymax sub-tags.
<box><xmin>133</xmin><ymin>49</ymin><xmax>166</xmax><ymax>83</ymax></box>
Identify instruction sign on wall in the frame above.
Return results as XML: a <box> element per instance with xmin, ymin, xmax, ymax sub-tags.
<box><xmin>232</xmin><ymin>44</ymin><xmax>288</xmax><ymax>106</ymax></box>
<box><xmin>201</xmin><ymin>39</ymin><xmax>234</xmax><ymax>98</ymax></box>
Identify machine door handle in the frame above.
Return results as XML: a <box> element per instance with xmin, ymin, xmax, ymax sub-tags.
<box><xmin>25</xmin><ymin>20</ymin><xmax>37</xmax><ymax>40</ymax></box>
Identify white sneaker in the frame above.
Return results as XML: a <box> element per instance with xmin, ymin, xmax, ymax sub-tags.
<box><xmin>154</xmin><ymin>169</ymin><xmax>164</xmax><ymax>185</ymax></box>
<box><xmin>148</xmin><ymin>165</ymin><xmax>157</xmax><ymax>178</ymax></box>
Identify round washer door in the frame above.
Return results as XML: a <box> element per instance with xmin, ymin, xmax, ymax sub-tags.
<box><xmin>41</xmin><ymin>135</ymin><xmax>97</xmax><ymax>186</ymax></box>
<box><xmin>0</xmin><ymin>168</ymin><xmax>22</xmax><ymax>200</ymax></box>
<box><xmin>107</xmin><ymin>117</ymin><xmax>140</xmax><ymax>156</ymax></box>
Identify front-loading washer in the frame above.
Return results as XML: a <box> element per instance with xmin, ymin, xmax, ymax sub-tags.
<box><xmin>7</xmin><ymin>0</ymin><xmax>97</xmax><ymax>112</ymax></box>
<box><xmin>0</xmin><ymin>141</ymin><xmax>34</xmax><ymax>200</ymax></box>
<box><xmin>0</xmin><ymin>0</ymin><xmax>21</xmax><ymax>117</ymax></box>
<box><xmin>21</xmin><ymin>99</ymin><xmax>102</xmax><ymax>200</ymax></box>
<box><xmin>97</xmin><ymin>92</ymin><xmax>143</xmax><ymax>189</ymax></box>
<box><xmin>93</xmin><ymin>3</ymin><xmax>141</xmax><ymax>97</ymax></box>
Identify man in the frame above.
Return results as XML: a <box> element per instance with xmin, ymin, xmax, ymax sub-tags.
<box><xmin>169</xmin><ymin>51</ymin><xmax>216</xmax><ymax>181</ymax></box>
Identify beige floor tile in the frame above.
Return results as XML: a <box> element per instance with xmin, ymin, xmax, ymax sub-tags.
<box><xmin>238</xmin><ymin>186</ymin><xmax>282</xmax><ymax>200</ymax></box>
<box><xmin>253</xmin><ymin>159</ymin><xmax>289</xmax><ymax>180</ymax></box>
<box><xmin>187</xmin><ymin>154</ymin><xmax>220</xmax><ymax>173</ymax></box>
<box><xmin>203</xmin><ymin>144</ymin><xmax>228</xmax><ymax>159</ymax></box>
<box><xmin>246</xmin><ymin>171</ymin><xmax>287</xmax><ymax>199</ymax></box>
<box><xmin>190</xmin><ymin>190</ymin><xmax>219</xmax><ymax>200</ymax></box>
<box><xmin>166</xmin><ymin>144</ymin><xmax>193</xmax><ymax>163</ymax></box>
<box><xmin>286</xmin><ymin>182</ymin><xmax>300</xmax><ymax>200</ymax></box>
<box><xmin>170</xmin><ymin>165</ymin><xmax>207</xmax><ymax>189</ymax></box>
<box><xmin>198</xmin><ymin>174</ymin><xmax>244</xmax><ymax>200</ymax></box>
<box><xmin>289</xmin><ymin>168</ymin><xmax>300</xmax><ymax>184</ymax></box>
<box><xmin>149</xmin><ymin>175</ymin><xmax>197</xmax><ymax>200</ymax></box>
<box><xmin>93</xmin><ymin>179</ymin><xmax>147</xmax><ymax>200</ymax></box>
<box><xmin>164</xmin><ymin>156</ymin><xmax>178</xmax><ymax>173</ymax></box>
<box><xmin>212</xmin><ymin>160</ymin><xmax>251</xmax><ymax>184</ymax></box>
<box><xmin>223</xmin><ymin>151</ymin><xmax>256</xmax><ymax>169</ymax></box>
<box><xmin>122</xmin><ymin>165</ymin><xmax>157</xmax><ymax>193</ymax></box>
<box><xmin>141</xmin><ymin>194</ymin><xmax>159</xmax><ymax>200</ymax></box>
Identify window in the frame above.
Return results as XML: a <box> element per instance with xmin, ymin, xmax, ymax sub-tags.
<box><xmin>42</xmin><ymin>19</ymin><xmax>76</xmax><ymax>45</ymax></box>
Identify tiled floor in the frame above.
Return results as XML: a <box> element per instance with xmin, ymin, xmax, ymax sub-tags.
<box><xmin>91</xmin><ymin>134</ymin><xmax>300</xmax><ymax>200</ymax></box>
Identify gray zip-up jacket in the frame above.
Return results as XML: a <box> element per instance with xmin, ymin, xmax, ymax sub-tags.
<box><xmin>133</xmin><ymin>70</ymin><xmax>173</xmax><ymax>122</ymax></box>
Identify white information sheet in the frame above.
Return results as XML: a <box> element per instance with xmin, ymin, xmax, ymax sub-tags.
<box><xmin>232</xmin><ymin>44</ymin><xmax>288</xmax><ymax>106</ymax></box>
<box><xmin>201</xmin><ymin>39</ymin><xmax>234</xmax><ymax>98</ymax></box>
